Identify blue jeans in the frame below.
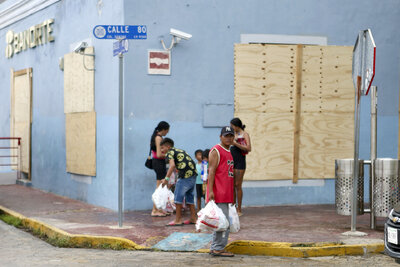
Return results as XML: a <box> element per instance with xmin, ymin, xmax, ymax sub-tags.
<box><xmin>174</xmin><ymin>175</ymin><xmax>196</xmax><ymax>205</ymax></box>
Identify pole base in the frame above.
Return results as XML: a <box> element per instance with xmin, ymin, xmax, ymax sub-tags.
<box><xmin>341</xmin><ymin>230</ymin><xmax>368</xmax><ymax>237</ymax></box>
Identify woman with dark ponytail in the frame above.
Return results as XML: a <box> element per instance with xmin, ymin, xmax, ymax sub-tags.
<box><xmin>150</xmin><ymin>121</ymin><xmax>170</xmax><ymax>217</ymax></box>
<box><xmin>230</xmin><ymin>118</ymin><xmax>251</xmax><ymax>216</ymax></box>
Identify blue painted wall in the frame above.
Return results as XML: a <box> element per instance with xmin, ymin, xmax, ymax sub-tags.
<box><xmin>0</xmin><ymin>0</ymin><xmax>399</xmax><ymax>211</ymax></box>
<box><xmin>0</xmin><ymin>0</ymin><xmax>124</xmax><ymax>210</ymax></box>
<box><xmin>123</xmin><ymin>0</ymin><xmax>400</xmax><ymax>210</ymax></box>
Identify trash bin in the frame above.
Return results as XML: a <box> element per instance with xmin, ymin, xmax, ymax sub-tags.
<box><xmin>335</xmin><ymin>159</ymin><xmax>364</xmax><ymax>215</ymax></box>
<box><xmin>373</xmin><ymin>158</ymin><xmax>400</xmax><ymax>217</ymax></box>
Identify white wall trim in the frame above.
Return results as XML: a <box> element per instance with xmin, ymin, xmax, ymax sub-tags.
<box><xmin>0</xmin><ymin>0</ymin><xmax>61</xmax><ymax>30</ymax></box>
<box><xmin>70</xmin><ymin>174</ymin><xmax>92</xmax><ymax>185</ymax></box>
<box><xmin>241</xmin><ymin>34</ymin><xmax>327</xmax><ymax>45</ymax></box>
<box><xmin>243</xmin><ymin>179</ymin><xmax>326</xmax><ymax>188</ymax></box>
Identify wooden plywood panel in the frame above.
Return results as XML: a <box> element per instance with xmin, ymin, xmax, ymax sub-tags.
<box><xmin>236</xmin><ymin>112</ymin><xmax>294</xmax><ymax>180</ymax></box>
<box><xmin>234</xmin><ymin>43</ymin><xmax>354</xmax><ymax>180</ymax></box>
<box><xmin>301</xmin><ymin>46</ymin><xmax>354</xmax><ymax>114</ymax></box>
<box><xmin>64</xmin><ymin>47</ymin><xmax>95</xmax><ymax>113</ymax></box>
<box><xmin>298</xmin><ymin>113</ymin><xmax>354</xmax><ymax>179</ymax></box>
<box><xmin>10</xmin><ymin>68</ymin><xmax>32</xmax><ymax>176</ymax></box>
<box><xmin>234</xmin><ymin>44</ymin><xmax>297</xmax><ymax>114</ymax></box>
<box><xmin>66</xmin><ymin>112</ymin><xmax>96</xmax><ymax>176</ymax></box>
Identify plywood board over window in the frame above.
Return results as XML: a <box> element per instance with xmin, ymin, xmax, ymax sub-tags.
<box><xmin>65</xmin><ymin>111</ymin><xmax>96</xmax><ymax>176</ymax></box>
<box><xmin>64</xmin><ymin>47</ymin><xmax>96</xmax><ymax>176</ymax></box>
<box><xmin>64</xmin><ymin>47</ymin><xmax>95</xmax><ymax>113</ymax></box>
<box><xmin>10</xmin><ymin>68</ymin><xmax>32</xmax><ymax>178</ymax></box>
<box><xmin>234</xmin><ymin>44</ymin><xmax>354</xmax><ymax>181</ymax></box>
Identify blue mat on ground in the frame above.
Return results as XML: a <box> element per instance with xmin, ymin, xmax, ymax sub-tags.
<box><xmin>152</xmin><ymin>232</ymin><xmax>213</xmax><ymax>251</ymax></box>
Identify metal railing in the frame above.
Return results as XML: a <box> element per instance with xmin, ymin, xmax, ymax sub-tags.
<box><xmin>0</xmin><ymin>137</ymin><xmax>21</xmax><ymax>180</ymax></box>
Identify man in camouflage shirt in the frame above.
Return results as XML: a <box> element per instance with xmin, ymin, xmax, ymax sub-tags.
<box><xmin>161</xmin><ymin>138</ymin><xmax>198</xmax><ymax>226</ymax></box>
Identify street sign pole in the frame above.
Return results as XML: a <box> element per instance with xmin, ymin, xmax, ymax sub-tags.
<box><xmin>118</xmin><ymin>51</ymin><xmax>124</xmax><ymax>227</ymax></box>
<box><xmin>351</xmin><ymin>32</ymin><xmax>364</xmax><ymax>232</ymax></box>
<box><xmin>348</xmin><ymin>29</ymin><xmax>376</xmax><ymax>235</ymax></box>
<box><xmin>351</xmin><ymin>77</ymin><xmax>362</xmax><ymax>232</ymax></box>
<box><xmin>93</xmin><ymin>24</ymin><xmax>146</xmax><ymax>228</ymax></box>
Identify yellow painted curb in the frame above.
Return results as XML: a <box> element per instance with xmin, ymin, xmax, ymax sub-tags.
<box><xmin>0</xmin><ymin>205</ymin><xmax>146</xmax><ymax>250</ymax></box>
<box><xmin>0</xmin><ymin>205</ymin><xmax>385</xmax><ymax>257</ymax></box>
<box><xmin>225</xmin><ymin>240</ymin><xmax>384</xmax><ymax>258</ymax></box>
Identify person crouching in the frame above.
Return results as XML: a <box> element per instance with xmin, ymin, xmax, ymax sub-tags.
<box><xmin>161</xmin><ymin>138</ymin><xmax>197</xmax><ymax>226</ymax></box>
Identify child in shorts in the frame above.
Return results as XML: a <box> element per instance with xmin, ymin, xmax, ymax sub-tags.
<box><xmin>194</xmin><ymin>149</ymin><xmax>203</xmax><ymax>212</ymax></box>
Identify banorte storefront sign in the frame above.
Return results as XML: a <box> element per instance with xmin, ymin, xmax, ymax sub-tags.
<box><xmin>5</xmin><ymin>19</ymin><xmax>55</xmax><ymax>58</ymax></box>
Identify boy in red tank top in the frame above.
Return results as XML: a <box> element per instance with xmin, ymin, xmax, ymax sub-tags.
<box><xmin>207</xmin><ymin>126</ymin><xmax>235</xmax><ymax>257</ymax></box>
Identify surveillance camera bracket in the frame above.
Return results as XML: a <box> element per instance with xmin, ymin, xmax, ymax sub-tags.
<box><xmin>160</xmin><ymin>36</ymin><xmax>178</xmax><ymax>51</ymax></box>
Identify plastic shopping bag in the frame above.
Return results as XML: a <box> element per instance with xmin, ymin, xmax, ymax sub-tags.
<box><xmin>152</xmin><ymin>184</ymin><xmax>170</xmax><ymax>210</ymax></box>
<box><xmin>165</xmin><ymin>190</ymin><xmax>176</xmax><ymax>213</ymax></box>
<box><xmin>229</xmin><ymin>204</ymin><xmax>240</xmax><ymax>233</ymax></box>
<box><xmin>196</xmin><ymin>200</ymin><xmax>229</xmax><ymax>232</ymax></box>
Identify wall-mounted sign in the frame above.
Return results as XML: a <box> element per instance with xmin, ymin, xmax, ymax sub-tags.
<box><xmin>93</xmin><ymin>25</ymin><xmax>147</xmax><ymax>40</ymax></box>
<box><xmin>148</xmin><ymin>50</ymin><xmax>170</xmax><ymax>75</ymax></box>
<box><xmin>5</xmin><ymin>19</ymin><xmax>55</xmax><ymax>59</ymax></box>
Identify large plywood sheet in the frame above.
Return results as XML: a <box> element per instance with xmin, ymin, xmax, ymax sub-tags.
<box><xmin>235</xmin><ymin>44</ymin><xmax>297</xmax><ymax>114</ymax></box>
<box><xmin>301</xmin><ymin>46</ymin><xmax>354</xmax><ymax>114</ymax></box>
<box><xmin>234</xmin><ymin>44</ymin><xmax>354</xmax><ymax>180</ymax></box>
<box><xmin>65</xmin><ymin>111</ymin><xmax>96</xmax><ymax>176</ymax></box>
<box><xmin>64</xmin><ymin>47</ymin><xmax>95</xmax><ymax>113</ymax></box>
<box><xmin>10</xmin><ymin>68</ymin><xmax>32</xmax><ymax>176</ymax></box>
<box><xmin>298</xmin><ymin>113</ymin><xmax>354</xmax><ymax>179</ymax></box>
<box><xmin>235</xmin><ymin>112</ymin><xmax>294</xmax><ymax>180</ymax></box>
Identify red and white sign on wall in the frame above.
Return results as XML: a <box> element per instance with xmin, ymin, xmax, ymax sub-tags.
<box><xmin>148</xmin><ymin>50</ymin><xmax>171</xmax><ymax>75</ymax></box>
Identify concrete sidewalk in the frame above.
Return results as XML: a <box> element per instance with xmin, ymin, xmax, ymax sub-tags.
<box><xmin>0</xmin><ymin>185</ymin><xmax>386</xmax><ymax>257</ymax></box>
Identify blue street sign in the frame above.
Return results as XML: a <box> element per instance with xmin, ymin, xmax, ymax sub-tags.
<box><xmin>113</xmin><ymin>39</ymin><xmax>129</xmax><ymax>56</ymax></box>
<box><xmin>93</xmin><ymin>25</ymin><xmax>147</xmax><ymax>40</ymax></box>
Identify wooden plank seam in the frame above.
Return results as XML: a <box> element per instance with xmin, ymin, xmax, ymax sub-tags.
<box><xmin>292</xmin><ymin>45</ymin><xmax>303</xmax><ymax>183</ymax></box>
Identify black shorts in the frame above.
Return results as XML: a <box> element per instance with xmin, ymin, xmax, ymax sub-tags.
<box><xmin>152</xmin><ymin>158</ymin><xmax>166</xmax><ymax>180</ymax></box>
<box><xmin>231</xmin><ymin>146</ymin><xmax>246</xmax><ymax>170</ymax></box>
<box><xmin>196</xmin><ymin>184</ymin><xmax>205</xmax><ymax>199</ymax></box>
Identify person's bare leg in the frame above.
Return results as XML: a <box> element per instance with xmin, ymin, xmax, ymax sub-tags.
<box><xmin>233</xmin><ymin>169</ymin><xmax>239</xmax><ymax>206</ymax></box>
<box><xmin>174</xmin><ymin>203</ymin><xmax>183</xmax><ymax>224</ymax></box>
<box><xmin>188</xmin><ymin>204</ymin><xmax>197</xmax><ymax>223</ymax></box>
<box><xmin>236</xmin><ymin>169</ymin><xmax>245</xmax><ymax>214</ymax></box>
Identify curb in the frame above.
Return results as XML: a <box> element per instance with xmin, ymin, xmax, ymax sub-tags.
<box><xmin>0</xmin><ymin>205</ymin><xmax>384</xmax><ymax>257</ymax></box>
<box><xmin>225</xmin><ymin>240</ymin><xmax>384</xmax><ymax>258</ymax></box>
<box><xmin>0</xmin><ymin>205</ymin><xmax>146</xmax><ymax>250</ymax></box>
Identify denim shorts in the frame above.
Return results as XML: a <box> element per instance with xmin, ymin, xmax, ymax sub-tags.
<box><xmin>174</xmin><ymin>175</ymin><xmax>196</xmax><ymax>205</ymax></box>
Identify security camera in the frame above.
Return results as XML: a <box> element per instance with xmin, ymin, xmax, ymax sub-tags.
<box><xmin>170</xmin><ymin>28</ymin><xmax>192</xmax><ymax>41</ymax></box>
<box><xmin>73</xmin><ymin>41</ymin><xmax>88</xmax><ymax>53</ymax></box>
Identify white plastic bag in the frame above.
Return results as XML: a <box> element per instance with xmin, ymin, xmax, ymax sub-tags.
<box><xmin>152</xmin><ymin>184</ymin><xmax>170</xmax><ymax>210</ymax></box>
<box><xmin>196</xmin><ymin>200</ymin><xmax>229</xmax><ymax>232</ymax></box>
<box><xmin>229</xmin><ymin>204</ymin><xmax>240</xmax><ymax>233</ymax></box>
<box><xmin>165</xmin><ymin>190</ymin><xmax>176</xmax><ymax>213</ymax></box>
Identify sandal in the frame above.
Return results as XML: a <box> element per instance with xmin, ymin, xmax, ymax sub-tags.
<box><xmin>183</xmin><ymin>219</ymin><xmax>196</xmax><ymax>225</ymax></box>
<box><xmin>210</xmin><ymin>250</ymin><xmax>234</xmax><ymax>257</ymax></box>
<box><xmin>166</xmin><ymin>221</ymin><xmax>184</xmax><ymax>227</ymax></box>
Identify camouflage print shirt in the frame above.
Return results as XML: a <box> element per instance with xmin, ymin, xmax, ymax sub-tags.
<box><xmin>166</xmin><ymin>147</ymin><xmax>197</xmax><ymax>179</ymax></box>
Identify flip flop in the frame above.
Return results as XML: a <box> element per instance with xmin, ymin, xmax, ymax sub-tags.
<box><xmin>210</xmin><ymin>250</ymin><xmax>234</xmax><ymax>257</ymax></box>
<box><xmin>166</xmin><ymin>221</ymin><xmax>184</xmax><ymax>227</ymax></box>
<box><xmin>183</xmin><ymin>220</ymin><xmax>196</xmax><ymax>225</ymax></box>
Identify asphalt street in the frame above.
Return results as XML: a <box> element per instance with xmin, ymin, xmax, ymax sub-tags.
<box><xmin>0</xmin><ymin>220</ymin><xmax>398</xmax><ymax>267</ymax></box>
